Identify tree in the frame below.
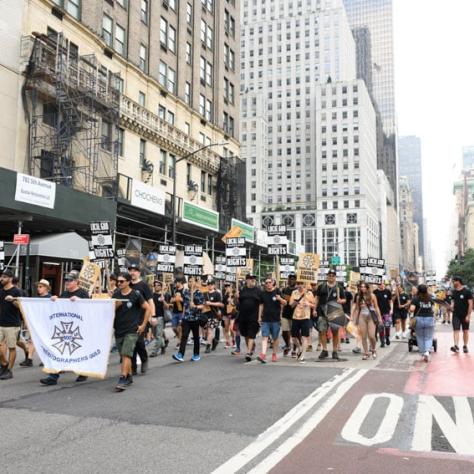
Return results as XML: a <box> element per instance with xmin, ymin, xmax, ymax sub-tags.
<box><xmin>447</xmin><ymin>249</ymin><xmax>474</xmax><ymax>287</ymax></box>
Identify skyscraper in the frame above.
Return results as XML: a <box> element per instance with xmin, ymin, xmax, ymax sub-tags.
<box><xmin>343</xmin><ymin>0</ymin><xmax>397</xmax><ymax>196</ymax></box>
<box><xmin>398</xmin><ymin>135</ymin><xmax>424</xmax><ymax>257</ymax></box>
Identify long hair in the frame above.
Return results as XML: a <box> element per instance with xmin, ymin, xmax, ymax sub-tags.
<box><xmin>356</xmin><ymin>282</ymin><xmax>373</xmax><ymax>307</ymax></box>
<box><xmin>417</xmin><ymin>284</ymin><xmax>430</xmax><ymax>303</ymax></box>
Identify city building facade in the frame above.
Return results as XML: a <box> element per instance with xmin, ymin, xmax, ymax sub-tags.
<box><xmin>399</xmin><ymin>176</ymin><xmax>419</xmax><ymax>272</ymax></box>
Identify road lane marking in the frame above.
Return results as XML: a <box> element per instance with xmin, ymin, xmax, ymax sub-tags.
<box><xmin>247</xmin><ymin>369</ymin><xmax>367</xmax><ymax>474</ymax></box>
<box><xmin>412</xmin><ymin>395</ymin><xmax>474</xmax><ymax>455</ymax></box>
<box><xmin>211</xmin><ymin>369</ymin><xmax>359</xmax><ymax>474</ymax></box>
<box><xmin>341</xmin><ymin>393</ymin><xmax>404</xmax><ymax>446</ymax></box>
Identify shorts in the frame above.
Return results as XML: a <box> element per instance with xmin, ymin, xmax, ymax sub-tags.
<box><xmin>172</xmin><ymin>312</ymin><xmax>183</xmax><ymax>328</ymax></box>
<box><xmin>291</xmin><ymin>319</ymin><xmax>311</xmax><ymax>338</ymax></box>
<box><xmin>381</xmin><ymin>313</ymin><xmax>392</xmax><ymax>328</ymax></box>
<box><xmin>281</xmin><ymin>318</ymin><xmax>292</xmax><ymax>332</ymax></box>
<box><xmin>238</xmin><ymin>317</ymin><xmax>260</xmax><ymax>339</ymax></box>
<box><xmin>393</xmin><ymin>311</ymin><xmax>408</xmax><ymax>321</ymax></box>
<box><xmin>0</xmin><ymin>326</ymin><xmax>21</xmax><ymax>349</ymax></box>
<box><xmin>453</xmin><ymin>316</ymin><xmax>470</xmax><ymax>331</ymax></box>
<box><xmin>115</xmin><ymin>333</ymin><xmax>139</xmax><ymax>358</ymax></box>
<box><xmin>316</xmin><ymin>316</ymin><xmax>328</xmax><ymax>333</ymax></box>
<box><xmin>205</xmin><ymin>316</ymin><xmax>219</xmax><ymax>330</ymax></box>
<box><xmin>261</xmin><ymin>321</ymin><xmax>281</xmax><ymax>340</ymax></box>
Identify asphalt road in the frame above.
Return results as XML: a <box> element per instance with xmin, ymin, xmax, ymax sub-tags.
<box><xmin>2</xmin><ymin>324</ymin><xmax>474</xmax><ymax>473</ymax></box>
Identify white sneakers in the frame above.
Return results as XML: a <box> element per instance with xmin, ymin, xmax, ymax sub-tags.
<box><xmin>422</xmin><ymin>351</ymin><xmax>430</xmax><ymax>362</ymax></box>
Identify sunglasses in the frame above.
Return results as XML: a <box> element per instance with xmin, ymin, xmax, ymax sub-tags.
<box><xmin>117</xmin><ymin>279</ymin><xmax>127</xmax><ymax>284</ymax></box>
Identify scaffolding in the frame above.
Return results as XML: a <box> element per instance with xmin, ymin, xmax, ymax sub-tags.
<box><xmin>21</xmin><ymin>32</ymin><xmax>120</xmax><ymax>196</ymax></box>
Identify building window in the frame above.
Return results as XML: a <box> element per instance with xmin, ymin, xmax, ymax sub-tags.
<box><xmin>159</xmin><ymin>150</ymin><xmax>167</xmax><ymax>175</ymax></box>
<box><xmin>117</xmin><ymin>0</ymin><xmax>127</xmax><ymax>8</ymax></box>
<box><xmin>201</xmin><ymin>20</ymin><xmax>213</xmax><ymax>49</ymax></box>
<box><xmin>138</xmin><ymin>91</ymin><xmax>146</xmax><ymax>106</ymax></box>
<box><xmin>139</xmin><ymin>139</ymin><xmax>146</xmax><ymax>164</ymax></box>
<box><xmin>101</xmin><ymin>120</ymin><xmax>112</xmax><ymax>151</ymax></box>
<box><xmin>43</xmin><ymin>103</ymin><xmax>58</xmax><ymax>127</ymax></box>
<box><xmin>141</xmin><ymin>0</ymin><xmax>148</xmax><ymax>24</ymax></box>
<box><xmin>139</xmin><ymin>44</ymin><xmax>147</xmax><ymax>72</ymax></box>
<box><xmin>224</xmin><ymin>44</ymin><xmax>235</xmax><ymax>70</ymax></box>
<box><xmin>201</xmin><ymin>170</ymin><xmax>206</xmax><ymax>192</ymax></box>
<box><xmin>158</xmin><ymin>105</ymin><xmax>166</xmax><ymax>121</ymax></box>
<box><xmin>185</xmin><ymin>42</ymin><xmax>192</xmax><ymax>64</ymax></box>
<box><xmin>185</xmin><ymin>82</ymin><xmax>191</xmax><ymax>105</ymax></box>
<box><xmin>207</xmin><ymin>174</ymin><xmax>212</xmax><ymax>195</ymax></box>
<box><xmin>199</xmin><ymin>94</ymin><xmax>206</xmax><ymax>116</ymax></box>
<box><xmin>168</xmin><ymin>154</ymin><xmax>175</xmax><ymax>178</ymax></box>
<box><xmin>205</xmin><ymin>99</ymin><xmax>212</xmax><ymax>121</ymax></box>
<box><xmin>117</xmin><ymin>128</ymin><xmax>124</xmax><ymax>156</ymax></box>
<box><xmin>160</xmin><ymin>17</ymin><xmax>176</xmax><ymax>53</ymax></box>
<box><xmin>54</xmin><ymin>0</ymin><xmax>81</xmax><ymax>19</ymax></box>
<box><xmin>115</xmin><ymin>24</ymin><xmax>126</xmax><ymax>55</ymax></box>
<box><xmin>325</xmin><ymin>214</ymin><xmax>336</xmax><ymax>225</ymax></box>
<box><xmin>187</xmin><ymin>163</ymin><xmax>192</xmax><ymax>184</ymax></box>
<box><xmin>224</xmin><ymin>10</ymin><xmax>236</xmax><ymax>38</ymax></box>
<box><xmin>347</xmin><ymin>213</ymin><xmax>358</xmax><ymax>224</ymax></box>
<box><xmin>102</xmin><ymin>15</ymin><xmax>113</xmax><ymax>46</ymax></box>
<box><xmin>167</xmin><ymin>110</ymin><xmax>175</xmax><ymax>126</ymax></box>
<box><xmin>186</xmin><ymin>3</ymin><xmax>193</xmax><ymax>26</ymax></box>
<box><xmin>159</xmin><ymin>61</ymin><xmax>176</xmax><ymax>93</ymax></box>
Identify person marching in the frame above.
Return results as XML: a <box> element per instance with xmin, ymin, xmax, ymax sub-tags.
<box><xmin>450</xmin><ymin>276</ymin><xmax>473</xmax><ymax>354</ymax></box>
<box><xmin>290</xmin><ymin>280</ymin><xmax>316</xmax><ymax>364</ymax></box>
<box><xmin>281</xmin><ymin>274</ymin><xmax>297</xmax><ymax>356</ymax></box>
<box><xmin>202</xmin><ymin>280</ymin><xmax>224</xmax><ymax>354</ymax></box>
<box><xmin>257</xmin><ymin>278</ymin><xmax>287</xmax><ymax>363</ymax></box>
<box><xmin>409</xmin><ymin>284</ymin><xmax>436</xmax><ymax>362</ymax></box>
<box><xmin>352</xmin><ymin>282</ymin><xmax>383</xmax><ymax>360</ymax></box>
<box><xmin>393</xmin><ymin>283</ymin><xmax>411</xmax><ymax>339</ymax></box>
<box><xmin>172</xmin><ymin>277</ymin><xmax>205</xmax><ymax>362</ymax></box>
<box><xmin>222</xmin><ymin>283</ymin><xmax>237</xmax><ymax>350</ymax></box>
<box><xmin>150</xmin><ymin>281</ymin><xmax>171</xmax><ymax>357</ymax></box>
<box><xmin>170</xmin><ymin>277</ymin><xmax>186</xmax><ymax>345</ymax></box>
<box><xmin>373</xmin><ymin>282</ymin><xmax>393</xmax><ymax>348</ymax></box>
<box><xmin>113</xmin><ymin>272</ymin><xmax>151</xmax><ymax>392</ymax></box>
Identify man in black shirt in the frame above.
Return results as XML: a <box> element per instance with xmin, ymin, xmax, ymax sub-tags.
<box><xmin>450</xmin><ymin>276</ymin><xmax>473</xmax><ymax>353</ymax></box>
<box><xmin>150</xmin><ymin>281</ymin><xmax>170</xmax><ymax>357</ymax></box>
<box><xmin>202</xmin><ymin>280</ymin><xmax>224</xmax><ymax>353</ymax></box>
<box><xmin>257</xmin><ymin>278</ymin><xmax>286</xmax><ymax>363</ymax></box>
<box><xmin>373</xmin><ymin>282</ymin><xmax>393</xmax><ymax>348</ymax></box>
<box><xmin>0</xmin><ymin>269</ymin><xmax>23</xmax><ymax>380</ymax></box>
<box><xmin>237</xmin><ymin>274</ymin><xmax>263</xmax><ymax>361</ymax></box>
<box><xmin>128</xmin><ymin>263</ymin><xmax>155</xmax><ymax>375</ymax></box>
<box><xmin>113</xmin><ymin>272</ymin><xmax>150</xmax><ymax>392</ymax></box>
<box><xmin>40</xmin><ymin>271</ymin><xmax>90</xmax><ymax>385</ymax></box>
<box><xmin>281</xmin><ymin>274</ymin><xmax>297</xmax><ymax>356</ymax></box>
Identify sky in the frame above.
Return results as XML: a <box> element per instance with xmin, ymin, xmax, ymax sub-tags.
<box><xmin>393</xmin><ymin>0</ymin><xmax>474</xmax><ymax>276</ymax></box>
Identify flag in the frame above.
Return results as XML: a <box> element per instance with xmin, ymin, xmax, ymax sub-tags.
<box><xmin>19</xmin><ymin>298</ymin><xmax>115</xmax><ymax>379</ymax></box>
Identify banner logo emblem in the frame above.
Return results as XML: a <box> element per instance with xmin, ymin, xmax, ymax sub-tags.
<box><xmin>51</xmin><ymin>321</ymin><xmax>83</xmax><ymax>355</ymax></box>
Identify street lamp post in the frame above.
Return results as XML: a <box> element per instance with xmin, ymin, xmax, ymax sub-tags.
<box><xmin>171</xmin><ymin>142</ymin><xmax>228</xmax><ymax>245</ymax></box>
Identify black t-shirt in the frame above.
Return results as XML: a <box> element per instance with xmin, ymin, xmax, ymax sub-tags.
<box><xmin>172</xmin><ymin>288</ymin><xmax>185</xmax><ymax>313</ymax></box>
<box><xmin>60</xmin><ymin>288</ymin><xmax>90</xmax><ymax>299</ymax></box>
<box><xmin>316</xmin><ymin>283</ymin><xmax>344</xmax><ymax>308</ymax></box>
<box><xmin>203</xmin><ymin>289</ymin><xmax>222</xmax><ymax>317</ymax></box>
<box><xmin>261</xmin><ymin>289</ymin><xmax>282</xmax><ymax>322</ymax></box>
<box><xmin>238</xmin><ymin>286</ymin><xmax>263</xmax><ymax>319</ymax></box>
<box><xmin>343</xmin><ymin>290</ymin><xmax>353</xmax><ymax>315</ymax></box>
<box><xmin>412</xmin><ymin>297</ymin><xmax>435</xmax><ymax>317</ymax></box>
<box><xmin>393</xmin><ymin>293</ymin><xmax>410</xmax><ymax>313</ymax></box>
<box><xmin>113</xmin><ymin>289</ymin><xmax>145</xmax><ymax>337</ymax></box>
<box><xmin>374</xmin><ymin>289</ymin><xmax>392</xmax><ymax>314</ymax></box>
<box><xmin>452</xmin><ymin>287</ymin><xmax>473</xmax><ymax>319</ymax></box>
<box><xmin>282</xmin><ymin>285</ymin><xmax>297</xmax><ymax>319</ymax></box>
<box><xmin>0</xmin><ymin>286</ymin><xmax>22</xmax><ymax>327</ymax></box>
<box><xmin>152</xmin><ymin>291</ymin><xmax>171</xmax><ymax>318</ymax></box>
<box><xmin>131</xmin><ymin>280</ymin><xmax>153</xmax><ymax>301</ymax></box>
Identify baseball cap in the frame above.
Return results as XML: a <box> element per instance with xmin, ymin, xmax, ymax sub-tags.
<box><xmin>64</xmin><ymin>271</ymin><xmax>79</xmax><ymax>281</ymax></box>
<box><xmin>207</xmin><ymin>280</ymin><xmax>216</xmax><ymax>285</ymax></box>
<box><xmin>127</xmin><ymin>263</ymin><xmax>140</xmax><ymax>271</ymax></box>
<box><xmin>246</xmin><ymin>274</ymin><xmax>256</xmax><ymax>280</ymax></box>
<box><xmin>288</xmin><ymin>273</ymin><xmax>297</xmax><ymax>279</ymax></box>
<box><xmin>1</xmin><ymin>269</ymin><xmax>14</xmax><ymax>278</ymax></box>
<box><xmin>327</xmin><ymin>269</ymin><xmax>336</xmax><ymax>276</ymax></box>
<box><xmin>36</xmin><ymin>279</ymin><xmax>51</xmax><ymax>288</ymax></box>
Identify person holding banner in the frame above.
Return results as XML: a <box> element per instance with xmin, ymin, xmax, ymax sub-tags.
<box><xmin>113</xmin><ymin>273</ymin><xmax>151</xmax><ymax>392</ymax></box>
<box><xmin>39</xmin><ymin>271</ymin><xmax>90</xmax><ymax>385</ymax></box>
<box><xmin>0</xmin><ymin>269</ymin><xmax>23</xmax><ymax>380</ymax></box>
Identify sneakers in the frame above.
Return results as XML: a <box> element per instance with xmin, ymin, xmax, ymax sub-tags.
<box><xmin>231</xmin><ymin>349</ymin><xmax>241</xmax><ymax>355</ymax></box>
<box><xmin>0</xmin><ymin>369</ymin><xmax>13</xmax><ymax>380</ymax></box>
<box><xmin>291</xmin><ymin>351</ymin><xmax>297</xmax><ymax>359</ymax></box>
<box><xmin>205</xmin><ymin>344</ymin><xmax>211</xmax><ymax>354</ymax></box>
<box><xmin>75</xmin><ymin>375</ymin><xmax>88</xmax><ymax>382</ymax></box>
<box><xmin>125</xmin><ymin>375</ymin><xmax>133</xmax><ymax>386</ymax></box>
<box><xmin>385</xmin><ymin>337</ymin><xmax>391</xmax><ymax>346</ymax></box>
<box><xmin>211</xmin><ymin>338</ymin><xmax>219</xmax><ymax>351</ymax></box>
<box><xmin>451</xmin><ymin>345</ymin><xmax>460</xmax><ymax>353</ymax></box>
<box><xmin>283</xmin><ymin>346</ymin><xmax>290</xmax><ymax>356</ymax></box>
<box><xmin>345</xmin><ymin>338</ymin><xmax>350</xmax><ymax>344</ymax></box>
<box><xmin>191</xmin><ymin>354</ymin><xmax>201</xmax><ymax>361</ymax></box>
<box><xmin>318</xmin><ymin>350</ymin><xmax>329</xmax><ymax>360</ymax></box>
<box><xmin>272</xmin><ymin>353</ymin><xmax>278</xmax><ymax>363</ymax></box>
<box><xmin>463</xmin><ymin>346</ymin><xmax>469</xmax><ymax>354</ymax></box>
<box><xmin>352</xmin><ymin>347</ymin><xmax>362</xmax><ymax>354</ymax></box>
<box><xmin>115</xmin><ymin>376</ymin><xmax>127</xmax><ymax>392</ymax></box>
<box><xmin>422</xmin><ymin>351</ymin><xmax>430</xmax><ymax>362</ymax></box>
<box><xmin>298</xmin><ymin>356</ymin><xmax>306</xmax><ymax>364</ymax></box>
<box><xmin>395</xmin><ymin>332</ymin><xmax>401</xmax><ymax>340</ymax></box>
<box><xmin>0</xmin><ymin>364</ymin><xmax>8</xmax><ymax>377</ymax></box>
<box><xmin>245</xmin><ymin>352</ymin><xmax>253</xmax><ymax>362</ymax></box>
<box><xmin>380</xmin><ymin>340</ymin><xmax>385</xmax><ymax>348</ymax></box>
<box><xmin>172</xmin><ymin>352</ymin><xmax>184</xmax><ymax>362</ymax></box>
<box><xmin>306</xmin><ymin>345</ymin><xmax>313</xmax><ymax>352</ymax></box>
<box><xmin>20</xmin><ymin>358</ymin><xmax>33</xmax><ymax>367</ymax></box>
<box><xmin>257</xmin><ymin>353</ymin><xmax>267</xmax><ymax>364</ymax></box>
<box><xmin>332</xmin><ymin>351</ymin><xmax>339</xmax><ymax>360</ymax></box>
<box><xmin>40</xmin><ymin>376</ymin><xmax>57</xmax><ymax>386</ymax></box>
<box><xmin>141</xmin><ymin>360</ymin><xmax>148</xmax><ymax>374</ymax></box>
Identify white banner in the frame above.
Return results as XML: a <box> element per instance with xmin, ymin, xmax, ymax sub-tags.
<box><xmin>19</xmin><ymin>298</ymin><xmax>115</xmax><ymax>379</ymax></box>
<box><xmin>15</xmin><ymin>173</ymin><xmax>56</xmax><ymax>209</ymax></box>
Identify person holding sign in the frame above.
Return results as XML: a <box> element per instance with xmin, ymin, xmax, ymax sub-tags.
<box><xmin>170</xmin><ymin>278</ymin><xmax>186</xmax><ymax>344</ymax></box>
<box><xmin>202</xmin><ymin>280</ymin><xmax>224</xmax><ymax>354</ymax></box>
<box><xmin>113</xmin><ymin>273</ymin><xmax>151</xmax><ymax>392</ymax></box>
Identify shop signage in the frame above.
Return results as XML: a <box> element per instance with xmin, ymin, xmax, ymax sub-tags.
<box><xmin>231</xmin><ymin>218</ymin><xmax>255</xmax><ymax>242</ymax></box>
<box><xmin>182</xmin><ymin>201</ymin><xmax>219</xmax><ymax>232</ymax></box>
<box><xmin>131</xmin><ymin>179</ymin><xmax>165</xmax><ymax>215</ymax></box>
<box><xmin>13</xmin><ymin>234</ymin><xmax>30</xmax><ymax>245</ymax></box>
<box><xmin>15</xmin><ymin>173</ymin><xmax>56</xmax><ymax>209</ymax></box>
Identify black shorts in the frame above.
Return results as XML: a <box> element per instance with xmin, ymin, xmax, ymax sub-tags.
<box><xmin>291</xmin><ymin>319</ymin><xmax>311</xmax><ymax>338</ymax></box>
<box><xmin>452</xmin><ymin>316</ymin><xmax>470</xmax><ymax>331</ymax></box>
<box><xmin>393</xmin><ymin>311</ymin><xmax>408</xmax><ymax>321</ymax></box>
<box><xmin>238</xmin><ymin>317</ymin><xmax>260</xmax><ymax>339</ymax></box>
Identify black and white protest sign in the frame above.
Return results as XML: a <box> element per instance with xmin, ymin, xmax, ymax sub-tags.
<box><xmin>184</xmin><ymin>244</ymin><xmax>203</xmax><ymax>276</ymax></box>
<box><xmin>360</xmin><ymin>258</ymin><xmax>385</xmax><ymax>285</ymax></box>
<box><xmin>226</xmin><ymin>237</ymin><xmax>247</xmax><ymax>267</ymax></box>
<box><xmin>90</xmin><ymin>221</ymin><xmax>114</xmax><ymax>259</ymax></box>
<box><xmin>279</xmin><ymin>256</ymin><xmax>296</xmax><ymax>280</ymax></box>
<box><xmin>266</xmin><ymin>225</ymin><xmax>287</xmax><ymax>236</ymax></box>
<box><xmin>156</xmin><ymin>245</ymin><xmax>176</xmax><ymax>273</ymax></box>
<box><xmin>214</xmin><ymin>255</ymin><xmax>227</xmax><ymax>280</ymax></box>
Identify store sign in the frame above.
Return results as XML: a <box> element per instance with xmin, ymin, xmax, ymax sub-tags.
<box><xmin>231</xmin><ymin>218</ymin><xmax>255</xmax><ymax>243</ymax></box>
<box><xmin>182</xmin><ymin>201</ymin><xmax>219</xmax><ymax>232</ymax></box>
<box><xmin>13</xmin><ymin>234</ymin><xmax>30</xmax><ymax>245</ymax></box>
<box><xmin>15</xmin><ymin>173</ymin><xmax>56</xmax><ymax>209</ymax></box>
<box><xmin>183</xmin><ymin>244</ymin><xmax>204</xmax><ymax>276</ymax></box>
<box><xmin>131</xmin><ymin>179</ymin><xmax>165</xmax><ymax>215</ymax></box>
<box><xmin>90</xmin><ymin>221</ymin><xmax>114</xmax><ymax>259</ymax></box>
<box><xmin>156</xmin><ymin>245</ymin><xmax>176</xmax><ymax>273</ymax></box>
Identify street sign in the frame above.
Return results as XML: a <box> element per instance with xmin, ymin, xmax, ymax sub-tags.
<box><xmin>156</xmin><ymin>245</ymin><xmax>176</xmax><ymax>273</ymax></box>
<box><xmin>90</xmin><ymin>221</ymin><xmax>114</xmax><ymax>259</ymax></box>
<box><xmin>13</xmin><ymin>234</ymin><xmax>30</xmax><ymax>245</ymax></box>
<box><xmin>183</xmin><ymin>244</ymin><xmax>203</xmax><ymax>276</ymax></box>
<box><xmin>331</xmin><ymin>255</ymin><xmax>341</xmax><ymax>265</ymax></box>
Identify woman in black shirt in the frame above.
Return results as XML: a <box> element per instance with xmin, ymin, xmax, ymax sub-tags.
<box><xmin>409</xmin><ymin>284</ymin><xmax>435</xmax><ymax>362</ymax></box>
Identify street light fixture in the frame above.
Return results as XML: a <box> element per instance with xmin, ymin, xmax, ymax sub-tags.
<box><xmin>171</xmin><ymin>141</ymin><xmax>228</xmax><ymax>245</ymax></box>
